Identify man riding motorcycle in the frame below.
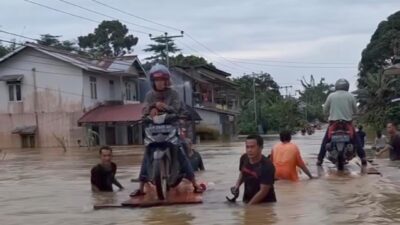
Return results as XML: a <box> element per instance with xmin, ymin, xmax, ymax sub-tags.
<box><xmin>316</xmin><ymin>79</ymin><xmax>367</xmax><ymax>166</ymax></box>
<box><xmin>130</xmin><ymin>64</ymin><xmax>204</xmax><ymax>197</ymax></box>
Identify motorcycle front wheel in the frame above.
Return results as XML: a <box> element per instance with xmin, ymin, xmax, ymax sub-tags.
<box><xmin>154</xmin><ymin>158</ymin><xmax>169</xmax><ymax>200</ymax></box>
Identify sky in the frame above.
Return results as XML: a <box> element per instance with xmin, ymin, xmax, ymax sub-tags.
<box><xmin>1</xmin><ymin>0</ymin><xmax>400</xmax><ymax>95</ymax></box>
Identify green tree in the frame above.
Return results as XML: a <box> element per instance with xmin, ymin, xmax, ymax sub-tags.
<box><xmin>37</xmin><ymin>34</ymin><xmax>78</xmax><ymax>52</ymax></box>
<box><xmin>0</xmin><ymin>43</ymin><xmax>10</xmax><ymax>57</ymax></box>
<box><xmin>170</xmin><ymin>54</ymin><xmax>215</xmax><ymax>68</ymax></box>
<box><xmin>355</xmin><ymin>71</ymin><xmax>399</xmax><ymax>131</ymax></box>
<box><xmin>358</xmin><ymin>11</ymin><xmax>400</xmax><ymax>88</ymax></box>
<box><xmin>78</xmin><ymin>20</ymin><xmax>138</xmax><ymax>57</ymax></box>
<box><xmin>143</xmin><ymin>36</ymin><xmax>180</xmax><ymax>62</ymax></box>
<box><xmin>298</xmin><ymin>75</ymin><xmax>333</xmax><ymax>122</ymax></box>
<box><xmin>234</xmin><ymin>73</ymin><xmax>301</xmax><ymax>134</ymax></box>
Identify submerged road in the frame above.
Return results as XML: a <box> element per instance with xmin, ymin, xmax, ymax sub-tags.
<box><xmin>1</xmin><ymin>129</ymin><xmax>400</xmax><ymax>225</ymax></box>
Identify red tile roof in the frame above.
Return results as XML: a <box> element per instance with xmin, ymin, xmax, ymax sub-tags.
<box><xmin>78</xmin><ymin>103</ymin><xmax>145</xmax><ymax>125</ymax></box>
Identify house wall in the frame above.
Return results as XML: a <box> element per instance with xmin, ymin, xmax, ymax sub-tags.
<box><xmin>195</xmin><ymin>108</ymin><xmax>222</xmax><ymax>133</ymax></box>
<box><xmin>171</xmin><ymin>71</ymin><xmax>193</xmax><ymax>106</ymax></box>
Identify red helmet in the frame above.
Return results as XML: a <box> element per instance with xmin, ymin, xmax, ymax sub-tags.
<box><xmin>149</xmin><ymin>63</ymin><xmax>171</xmax><ymax>90</ymax></box>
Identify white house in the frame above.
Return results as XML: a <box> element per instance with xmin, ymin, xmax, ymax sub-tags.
<box><xmin>0</xmin><ymin>42</ymin><xmax>146</xmax><ymax>149</ymax></box>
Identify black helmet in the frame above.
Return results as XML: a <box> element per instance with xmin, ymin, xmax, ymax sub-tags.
<box><xmin>335</xmin><ymin>79</ymin><xmax>349</xmax><ymax>91</ymax></box>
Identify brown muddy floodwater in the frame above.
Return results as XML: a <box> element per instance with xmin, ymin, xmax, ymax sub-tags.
<box><xmin>2</xmin><ymin>130</ymin><xmax>400</xmax><ymax>225</ymax></box>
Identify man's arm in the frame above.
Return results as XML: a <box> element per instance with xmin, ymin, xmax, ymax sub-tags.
<box><xmin>323</xmin><ymin>96</ymin><xmax>331</xmax><ymax>116</ymax></box>
<box><xmin>111</xmin><ymin>164</ymin><xmax>124</xmax><ymax>190</ymax></box>
<box><xmin>91</xmin><ymin>185</ymin><xmax>100</xmax><ymax>192</ymax></box>
<box><xmin>142</xmin><ymin>92</ymin><xmax>155</xmax><ymax>116</ymax></box>
<box><xmin>112</xmin><ymin>177</ymin><xmax>124</xmax><ymax>190</ymax></box>
<box><xmin>248</xmin><ymin>184</ymin><xmax>271</xmax><ymax>205</ymax></box>
<box><xmin>234</xmin><ymin>173</ymin><xmax>243</xmax><ymax>189</ymax></box>
<box><xmin>376</xmin><ymin>144</ymin><xmax>391</xmax><ymax>156</ymax></box>
<box><xmin>299</xmin><ymin>164</ymin><xmax>313</xmax><ymax>179</ymax></box>
<box><xmin>296</xmin><ymin>147</ymin><xmax>313</xmax><ymax>179</ymax></box>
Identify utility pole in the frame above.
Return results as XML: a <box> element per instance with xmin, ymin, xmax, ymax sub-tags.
<box><xmin>279</xmin><ymin>85</ymin><xmax>293</xmax><ymax>98</ymax></box>
<box><xmin>149</xmin><ymin>31</ymin><xmax>184</xmax><ymax>68</ymax></box>
<box><xmin>244</xmin><ymin>72</ymin><xmax>266</xmax><ymax>132</ymax></box>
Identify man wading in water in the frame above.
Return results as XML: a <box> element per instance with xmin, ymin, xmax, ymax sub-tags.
<box><xmin>91</xmin><ymin>146</ymin><xmax>124</xmax><ymax>192</ymax></box>
<box><xmin>231</xmin><ymin>134</ymin><xmax>277</xmax><ymax>205</ymax></box>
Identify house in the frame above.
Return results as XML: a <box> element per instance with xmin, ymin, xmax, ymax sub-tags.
<box><xmin>0</xmin><ymin>42</ymin><xmax>147</xmax><ymax>148</ymax></box>
<box><xmin>169</xmin><ymin>65</ymin><xmax>240</xmax><ymax>140</ymax></box>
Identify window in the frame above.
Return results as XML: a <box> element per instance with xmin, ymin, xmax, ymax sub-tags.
<box><xmin>125</xmin><ymin>82</ymin><xmax>137</xmax><ymax>101</ymax></box>
<box><xmin>90</xmin><ymin>77</ymin><xmax>97</xmax><ymax>99</ymax></box>
<box><xmin>7</xmin><ymin>81</ymin><xmax>22</xmax><ymax>101</ymax></box>
<box><xmin>109</xmin><ymin>80</ymin><xmax>115</xmax><ymax>99</ymax></box>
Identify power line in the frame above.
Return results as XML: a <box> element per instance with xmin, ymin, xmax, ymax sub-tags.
<box><xmin>24</xmin><ymin>0</ymin><xmax>150</xmax><ymax>35</ymax></box>
<box><xmin>88</xmin><ymin>0</ymin><xmax>252</xmax><ymax>73</ymax></box>
<box><xmin>91</xmin><ymin>0</ymin><xmax>182</xmax><ymax>32</ymax></box>
<box><xmin>58</xmin><ymin>0</ymin><xmax>164</xmax><ymax>34</ymax></box>
<box><xmin>226</xmin><ymin>57</ymin><xmax>355</xmax><ymax>65</ymax></box>
<box><xmin>226</xmin><ymin>59</ymin><xmax>355</xmax><ymax>69</ymax></box>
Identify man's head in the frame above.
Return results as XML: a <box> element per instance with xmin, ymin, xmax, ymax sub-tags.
<box><xmin>279</xmin><ymin>130</ymin><xmax>292</xmax><ymax>143</ymax></box>
<box><xmin>245</xmin><ymin>134</ymin><xmax>263</xmax><ymax>160</ymax></box>
<box><xmin>387</xmin><ymin>121</ymin><xmax>398</xmax><ymax>135</ymax></box>
<box><xmin>358</xmin><ymin>125</ymin><xmax>363</xmax><ymax>131</ymax></box>
<box><xmin>99</xmin><ymin>146</ymin><xmax>113</xmax><ymax>165</ymax></box>
<box><xmin>335</xmin><ymin>78</ymin><xmax>350</xmax><ymax>92</ymax></box>
<box><xmin>149</xmin><ymin>64</ymin><xmax>171</xmax><ymax>92</ymax></box>
<box><xmin>376</xmin><ymin>130</ymin><xmax>382</xmax><ymax>138</ymax></box>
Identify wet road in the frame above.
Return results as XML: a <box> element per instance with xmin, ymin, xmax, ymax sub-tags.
<box><xmin>2</xmin><ymin>129</ymin><xmax>400</xmax><ymax>225</ymax></box>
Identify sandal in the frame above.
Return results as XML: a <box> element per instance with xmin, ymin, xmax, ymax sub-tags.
<box><xmin>129</xmin><ymin>189</ymin><xmax>145</xmax><ymax>197</ymax></box>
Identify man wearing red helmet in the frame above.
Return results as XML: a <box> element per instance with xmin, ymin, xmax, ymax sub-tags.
<box><xmin>130</xmin><ymin>64</ymin><xmax>204</xmax><ymax>197</ymax></box>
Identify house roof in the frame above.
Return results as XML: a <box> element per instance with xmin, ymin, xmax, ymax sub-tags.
<box><xmin>0</xmin><ymin>42</ymin><xmax>146</xmax><ymax>77</ymax></box>
<box><xmin>12</xmin><ymin>125</ymin><xmax>37</xmax><ymax>135</ymax></box>
<box><xmin>78</xmin><ymin>103</ymin><xmax>146</xmax><ymax>125</ymax></box>
<box><xmin>0</xmin><ymin>74</ymin><xmax>24</xmax><ymax>82</ymax></box>
<box><xmin>384</xmin><ymin>63</ymin><xmax>400</xmax><ymax>76</ymax></box>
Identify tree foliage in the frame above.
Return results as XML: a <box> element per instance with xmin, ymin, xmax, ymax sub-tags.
<box><xmin>234</xmin><ymin>73</ymin><xmax>295</xmax><ymax>134</ymax></box>
<box><xmin>78</xmin><ymin>20</ymin><xmax>138</xmax><ymax>57</ymax></box>
<box><xmin>38</xmin><ymin>34</ymin><xmax>78</xmax><ymax>52</ymax></box>
<box><xmin>170</xmin><ymin>54</ymin><xmax>215</xmax><ymax>68</ymax></box>
<box><xmin>358</xmin><ymin>10</ymin><xmax>400</xmax><ymax>88</ymax></box>
<box><xmin>355</xmin><ymin>71</ymin><xmax>400</xmax><ymax>131</ymax></box>
<box><xmin>143</xmin><ymin>35</ymin><xmax>180</xmax><ymax>62</ymax></box>
<box><xmin>298</xmin><ymin>75</ymin><xmax>333</xmax><ymax>122</ymax></box>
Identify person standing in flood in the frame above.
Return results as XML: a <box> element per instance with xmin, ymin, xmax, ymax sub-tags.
<box><xmin>270</xmin><ymin>130</ymin><xmax>313</xmax><ymax>181</ymax></box>
<box><xmin>376</xmin><ymin>122</ymin><xmax>400</xmax><ymax>160</ymax></box>
<box><xmin>185</xmin><ymin>138</ymin><xmax>205</xmax><ymax>171</ymax></box>
<box><xmin>232</xmin><ymin>134</ymin><xmax>276</xmax><ymax>205</ymax></box>
<box><xmin>91</xmin><ymin>146</ymin><xmax>124</xmax><ymax>192</ymax></box>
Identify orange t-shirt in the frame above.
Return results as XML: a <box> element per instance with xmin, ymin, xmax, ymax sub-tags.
<box><xmin>271</xmin><ymin>142</ymin><xmax>305</xmax><ymax>182</ymax></box>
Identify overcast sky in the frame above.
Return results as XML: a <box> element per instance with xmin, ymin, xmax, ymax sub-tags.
<box><xmin>1</xmin><ymin>0</ymin><xmax>400</xmax><ymax>94</ymax></box>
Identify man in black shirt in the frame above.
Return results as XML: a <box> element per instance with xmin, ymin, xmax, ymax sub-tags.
<box><xmin>232</xmin><ymin>134</ymin><xmax>276</xmax><ymax>204</ymax></box>
<box><xmin>91</xmin><ymin>146</ymin><xmax>124</xmax><ymax>192</ymax></box>
<box><xmin>377</xmin><ymin>122</ymin><xmax>400</xmax><ymax>161</ymax></box>
<box><xmin>185</xmin><ymin>138</ymin><xmax>205</xmax><ymax>171</ymax></box>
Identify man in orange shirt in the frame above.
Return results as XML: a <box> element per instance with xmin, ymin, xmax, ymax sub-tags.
<box><xmin>271</xmin><ymin>130</ymin><xmax>313</xmax><ymax>181</ymax></box>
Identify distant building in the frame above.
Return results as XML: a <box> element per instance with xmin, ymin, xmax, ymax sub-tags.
<box><xmin>0</xmin><ymin>42</ymin><xmax>147</xmax><ymax>148</ymax></box>
<box><xmin>170</xmin><ymin>65</ymin><xmax>239</xmax><ymax>141</ymax></box>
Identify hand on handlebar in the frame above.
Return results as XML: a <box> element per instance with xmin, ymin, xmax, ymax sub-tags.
<box><xmin>155</xmin><ymin>102</ymin><xmax>167</xmax><ymax>110</ymax></box>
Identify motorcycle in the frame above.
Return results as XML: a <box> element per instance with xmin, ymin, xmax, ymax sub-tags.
<box><xmin>325</xmin><ymin>121</ymin><xmax>355</xmax><ymax>171</ymax></box>
<box><xmin>143</xmin><ymin>114</ymin><xmax>183</xmax><ymax>200</ymax></box>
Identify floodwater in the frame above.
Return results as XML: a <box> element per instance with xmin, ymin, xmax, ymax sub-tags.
<box><xmin>2</xmin><ymin>130</ymin><xmax>400</xmax><ymax>225</ymax></box>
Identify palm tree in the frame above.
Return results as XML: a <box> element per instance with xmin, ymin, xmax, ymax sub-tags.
<box><xmin>354</xmin><ymin>71</ymin><xmax>399</xmax><ymax>131</ymax></box>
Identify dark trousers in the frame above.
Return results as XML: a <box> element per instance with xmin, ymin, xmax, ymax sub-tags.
<box><xmin>139</xmin><ymin>145</ymin><xmax>195</xmax><ymax>182</ymax></box>
<box><xmin>318</xmin><ymin>128</ymin><xmax>366</xmax><ymax>161</ymax></box>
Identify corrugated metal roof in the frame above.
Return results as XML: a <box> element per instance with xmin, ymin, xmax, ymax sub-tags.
<box><xmin>0</xmin><ymin>42</ymin><xmax>145</xmax><ymax>76</ymax></box>
<box><xmin>0</xmin><ymin>74</ymin><xmax>24</xmax><ymax>81</ymax></box>
<box><xmin>12</xmin><ymin>125</ymin><xmax>37</xmax><ymax>135</ymax></box>
<box><xmin>78</xmin><ymin>103</ymin><xmax>146</xmax><ymax>124</ymax></box>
